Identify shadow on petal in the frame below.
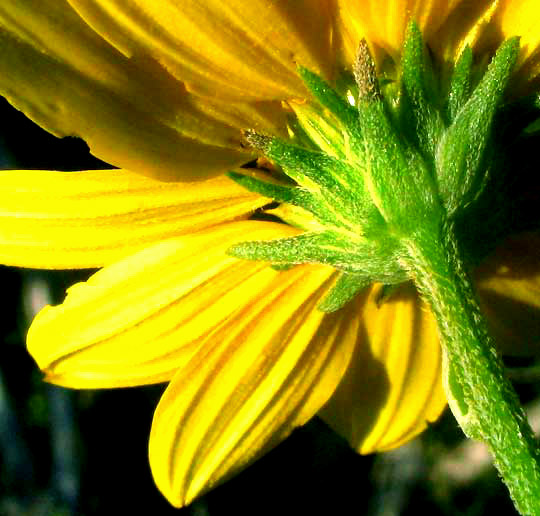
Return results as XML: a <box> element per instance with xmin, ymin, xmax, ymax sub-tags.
<box><xmin>476</xmin><ymin>232</ymin><xmax>540</xmax><ymax>357</ymax></box>
<box><xmin>319</xmin><ymin>282</ymin><xmax>445</xmax><ymax>454</ymax></box>
<box><xmin>318</xmin><ymin>317</ymin><xmax>390</xmax><ymax>450</ymax></box>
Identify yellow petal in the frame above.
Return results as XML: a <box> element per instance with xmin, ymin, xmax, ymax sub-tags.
<box><xmin>68</xmin><ymin>0</ymin><xmax>335</xmax><ymax>100</ymax></box>
<box><xmin>319</xmin><ymin>282</ymin><xmax>446</xmax><ymax>453</ymax></box>
<box><xmin>491</xmin><ymin>0</ymin><xmax>540</xmax><ymax>90</ymax></box>
<box><xmin>335</xmin><ymin>0</ymin><xmax>464</xmax><ymax>64</ymax></box>
<box><xmin>335</xmin><ymin>0</ymin><xmax>540</xmax><ymax>93</ymax></box>
<box><xmin>433</xmin><ymin>0</ymin><xmax>540</xmax><ymax>75</ymax></box>
<box><xmin>0</xmin><ymin>169</ymin><xmax>268</xmax><ymax>269</ymax></box>
<box><xmin>428</xmin><ymin>1</ymin><xmax>537</xmax><ymax>88</ymax></box>
<box><xmin>476</xmin><ymin>232</ymin><xmax>540</xmax><ymax>357</ymax></box>
<box><xmin>0</xmin><ymin>1</ymin><xmax>289</xmax><ymax>180</ymax></box>
<box><xmin>27</xmin><ymin>221</ymin><xmax>300</xmax><ymax>387</ymax></box>
<box><xmin>404</xmin><ymin>1</ymin><xmax>540</xmax><ymax>92</ymax></box>
<box><xmin>148</xmin><ymin>264</ymin><xmax>358</xmax><ymax>507</ymax></box>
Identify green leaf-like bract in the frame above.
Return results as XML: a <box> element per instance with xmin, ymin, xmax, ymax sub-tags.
<box><xmin>436</xmin><ymin>37</ymin><xmax>520</xmax><ymax>215</ymax></box>
<box><xmin>447</xmin><ymin>46</ymin><xmax>474</xmax><ymax>122</ymax></box>
<box><xmin>297</xmin><ymin>66</ymin><xmax>359</xmax><ymax>130</ymax></box>
<box><xmin>318</xmin><ymin>272</ymin><xmax>370</xmax><ymax>312</ymax></box>
<box><xmin>400</xmin><ymin>21</ymin><xmax>444</xmax><ymax>161</ymax></box>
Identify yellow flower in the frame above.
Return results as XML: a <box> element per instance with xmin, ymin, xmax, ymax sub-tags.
<box><xmin>0</xmin><ymin>0</ymin><xmax>540</xmax><ymax>507</ymax></box>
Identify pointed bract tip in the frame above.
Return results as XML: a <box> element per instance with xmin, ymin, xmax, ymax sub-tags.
<box><xmin>498</xmin><ymin>35</ymin><xmax>521</xmax><ymax>64</ymax></box>
<box><xmin>243</xmin><ymin>130</ymin><xmax>273</xmax><ymax>152</ymax></box>
<box><xmin>404</xmin><ymin>19</ymin><xmax>421</xmax><ymax>39</ymax></box>
<box><xmin>354</xmin><ymin>39</ymin><xmax>381</xmax><ymax>101</ymax></box>
<box><xmin>296</xmin><ymin>64</ymin><xmax>311</xmax><ymax>80</ymax></box>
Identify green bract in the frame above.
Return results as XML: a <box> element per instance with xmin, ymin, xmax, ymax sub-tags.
<box><xmin>228</xmin><ymin>22</ymin><xmax>524</xmax><ymax>313</ymax></box>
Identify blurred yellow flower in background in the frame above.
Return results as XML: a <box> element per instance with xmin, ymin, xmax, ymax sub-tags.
<box><xmin>0</xmin><ymin>0</ymin><xmax>539</xmax><ymax>507</ymax></box>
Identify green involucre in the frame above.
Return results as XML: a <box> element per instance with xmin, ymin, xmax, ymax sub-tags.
<box><xmin>229</xmin><ymin>22</ymin><xmax>537</xmax><ymax>313</ymax></box>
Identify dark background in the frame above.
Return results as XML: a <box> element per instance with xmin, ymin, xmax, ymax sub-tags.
<box><xmin>0</xmin><ymin>95</ymin><xmax>528</xmax><ymax>515</ymax></box>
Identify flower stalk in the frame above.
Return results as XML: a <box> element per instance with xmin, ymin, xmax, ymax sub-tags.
<box><xmin>403</xmin><ymin>222</ymin><xmax>540</xmax><ymax>515</ymax></box>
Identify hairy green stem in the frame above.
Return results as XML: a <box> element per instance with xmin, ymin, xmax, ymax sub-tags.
<box><xmin>404</xmin><ymin>223</ymin><xmax>540</xmax><ymax>515</ymax></box>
